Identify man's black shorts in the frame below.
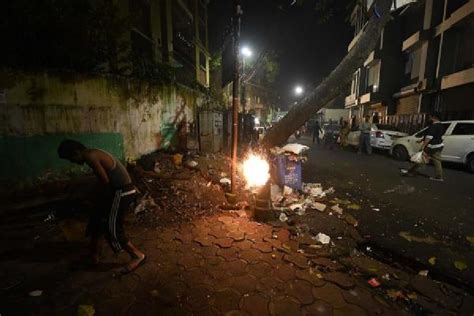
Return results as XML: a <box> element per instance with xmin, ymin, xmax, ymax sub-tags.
<box><xmin>87</xmin><ymin>186</ymin><xmax>136</xmax><ymax>252</ymax></box>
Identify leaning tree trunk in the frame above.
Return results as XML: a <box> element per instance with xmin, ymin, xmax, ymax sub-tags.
<box><xmin>262</xmin><ymin>0</ymin><xmax>394</xmax><ymax>148</ymax></box>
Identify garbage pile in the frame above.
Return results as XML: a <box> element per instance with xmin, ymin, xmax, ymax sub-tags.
<box><xmin>129</xmin><ymin>151</ymin><xmax>236</xmax><ymax>227</ymax></box>
<box><xmin>272</xmin><ymin>183</ymin><xmax>335</xmax><ymax>217</ymax></box>
<box><xmin>271</xmin><ymin>181</ymin><xmax>364</xmax><ymax>247</ymax></box>
<box><xmin>270</xmin><ymin>143</ymin><xmax>309</xmax><ymax>163</ymax></box>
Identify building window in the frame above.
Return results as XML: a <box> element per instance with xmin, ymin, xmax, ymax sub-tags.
<box><xmin>199</xmin><ymin>51</ymin><xmax>207</xmax><ymax>70</ymax></box>
<box><xmin>351</xmin><ymin>70</ymin><xmax>360</xmax><ymax>96</ymax></box>
<box><xmin>129</xmin><ymin>0</ymin><xmax>153</xmax><ymax>64</ymax></box>
<box><xmin>173</xmin><ymin>3</ymin><xmax>195</xmax><ymax>66</ymax></box>
<box><xmin>446</xmin><ymin>25</ymin><xmax>474</xmax><ymax>74</ymax></box>
<box><xmin>199</xmin><ymin>20</ymin><xmax>206</xmax><ymax>44</ymax></box>
<box><xmin>199</xmin><ymin>1</ymin><xmax>207</xmax><ymax>20</ymax></box>
<box><xmin>446</xmin><ymin>0</ymin><xmax>469</xmax><ymax>18</ymax></box>
<box><xmin>129</xmin><ymin>0</ymin><xmax>151</xmax><ymax>37</ymax></box>
<box><xmin>404</xmin><ymin>47</ymin><xmax>421</xmax><ymax>80</ymax></box>
<box><xmin>367</xmin><ymin>61</ymin><xmax>380</xmax><ymax>92</ymax></box>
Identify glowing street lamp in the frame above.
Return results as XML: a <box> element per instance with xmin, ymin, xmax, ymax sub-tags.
<box><xmin>241</xmin><ymin>46</ymin><xmax>253</xmax><ymax>58</ymax></box>
<box><xmin>294</xmin><ymin>85</ymin><xmax>304</xmax><ymax>96</ymax></box>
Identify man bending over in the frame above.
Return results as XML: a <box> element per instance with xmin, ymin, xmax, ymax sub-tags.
<box><xmin>58</xmin><ymin>139</ymin><xmax>145</xmax><ymax>273</ymax></box>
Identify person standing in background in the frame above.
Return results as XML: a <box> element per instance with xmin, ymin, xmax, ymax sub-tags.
<box><xmin>340</xmin><ymin>121</ymin><xmax>350</xmax><ymax>148</ymax></box>
<box><xmin>358</xmin><ymin>115</ymin><xmax>373</xmax><ymax>155</ymax></box>
<box><xmin>312</xmin><ymin>120</ymin><xmax>322</xmax><ymax>145</ymax></box>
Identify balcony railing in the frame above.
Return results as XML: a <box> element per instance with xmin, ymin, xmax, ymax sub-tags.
<box><xmin>384</xmin><ymin>113</ymin><xmax>427</xmax><ymax>134</ymax></box>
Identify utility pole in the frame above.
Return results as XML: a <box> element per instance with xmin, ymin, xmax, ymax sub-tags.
<box><xmin>241</xmin><ymin>58</ymin><xmax>247</xmax><ymax>114</ymax></box>
<box><xmin>231</xmin><ymin>0</ymin><xmax>242</xmax><ymax>194</ymax></box>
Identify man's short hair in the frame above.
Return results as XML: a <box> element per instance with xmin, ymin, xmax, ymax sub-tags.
<box><xmin>429</xmin><ymin>111</ymin><xmax>441</xmax><ymax>120</ymax></box>
<box><xmin>58</xmin><ymin>139</ymin><xmax>86</xmax><ymax>159</ymax></box>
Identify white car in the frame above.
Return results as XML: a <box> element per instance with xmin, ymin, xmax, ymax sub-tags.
<box><xmin>390</xmin><ymin>120</ymin><xmax>474</xmax><ymax>173</ymax></box>
<box><xmin>347</xmin><ymin>124</ymin><xmax>408</xmax><ymax>150</ymax></box>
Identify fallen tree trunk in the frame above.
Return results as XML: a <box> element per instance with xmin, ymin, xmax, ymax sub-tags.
<box><xmin>262</xmin><ymin>0</ymin><xmax>394</xmax><ymax>147</ymax></box>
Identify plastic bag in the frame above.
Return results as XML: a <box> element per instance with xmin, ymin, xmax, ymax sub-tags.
<box><xmin>410</xmin><ymin>151</ymin><xmax>428</xmax><ymax>164</ymax></box>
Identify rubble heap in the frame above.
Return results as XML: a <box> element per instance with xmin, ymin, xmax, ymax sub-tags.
<box><xmin>129</xmin><ymin>151</ymin><xmax>241</xmax><ymax>227</ymax></box>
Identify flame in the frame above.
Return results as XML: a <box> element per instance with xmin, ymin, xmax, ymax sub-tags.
<box><xmin>243</xmin><ymin>154</ymin><xmax>270</xmax><ymax>188</ymax></box>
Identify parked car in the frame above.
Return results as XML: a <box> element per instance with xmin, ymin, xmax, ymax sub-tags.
<box><xmin>390</xmin><ymin>120</ymin><xmax>474</xmax><ymax>172</ymax></box>
<box><xmin>347</xmin><ymin>124</ymin><xmax>408</xmax><ymax>150</ymax></box>
<box><xmin>320</xmin><ymin>123</ymin><xmax>341</xmax><ymax>143</ymax></box>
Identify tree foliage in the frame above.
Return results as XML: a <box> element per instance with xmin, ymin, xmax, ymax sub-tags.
<box><xmin>0</xmin><ymin>0</ymin><xmax>175</xmax><ymax>83</ymax></box>
<box><xmin>1</xmin><ymin>0</ymin><xmax>122</xmax><ymax>72</ymax></box>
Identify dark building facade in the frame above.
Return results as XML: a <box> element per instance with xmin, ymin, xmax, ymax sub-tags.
<box><xmin>345</xmin><ymin>0</ymin><xmax>474</xmax><ymax>133</ymax></box>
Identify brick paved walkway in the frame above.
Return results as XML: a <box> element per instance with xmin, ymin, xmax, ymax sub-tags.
<box><xmin>1</xmin><ymin>211</ymin><xmax>414</xmax><ymax>315</ymax></box>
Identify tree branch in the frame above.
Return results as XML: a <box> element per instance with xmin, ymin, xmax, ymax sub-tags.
<box><xmin>262</xmin><ymin>0</ymin><xmax>394</xmax><ymax>147</ymax></box>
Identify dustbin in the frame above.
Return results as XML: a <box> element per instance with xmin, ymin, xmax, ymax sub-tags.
<box><xmin>272</xmin><ymin>155</ymin><xmax>302</xmax><ymax>190</ymax></box>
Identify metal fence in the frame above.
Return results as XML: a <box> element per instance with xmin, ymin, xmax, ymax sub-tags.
<box><xmin>383</xmin><ymin>113</ymin><xmax>427</xmax><ymax>134</ymax></box>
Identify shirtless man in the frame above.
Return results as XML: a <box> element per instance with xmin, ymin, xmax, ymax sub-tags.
<box><xmin>58</xmin><ymin>139</ymin><xmax>145</xmax><ymax>273</ymax></box>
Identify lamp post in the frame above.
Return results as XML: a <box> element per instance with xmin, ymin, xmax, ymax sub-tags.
<box><xmin>240</xmin><ymin>46</ymin><xmax>252</xmax><ymax>114</ymax></box>
<box><xmin>230</xmin><ymin>0</ymin><xmax>242</xmax><ymax>195</ymax></box>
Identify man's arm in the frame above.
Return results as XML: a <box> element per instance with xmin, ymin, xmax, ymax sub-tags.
<box><xmin>419</xmin><ymin>126</ymin><xmax>434</xmax><ymax>149</ymax></box>
<box><xmin>87</xmin><ymin>158</ymin><xmax>110</xmax><ymax>185</ymax></box>
<box><xmin>420</xmin><ymin>138</ymin><xmax>431</xmax><ymax>150</ymax></box>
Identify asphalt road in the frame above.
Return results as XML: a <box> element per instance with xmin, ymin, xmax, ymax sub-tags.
<box><xmin>298</xmin><ymin>136</ymin><xmax>474</xmax><ymax>290</ymax></box>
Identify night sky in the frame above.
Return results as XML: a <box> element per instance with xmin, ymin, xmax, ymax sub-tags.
<box><xmin>208</xmin><ymin>0</ymin><xmax>354</xmax><ymax>108</ymax></box>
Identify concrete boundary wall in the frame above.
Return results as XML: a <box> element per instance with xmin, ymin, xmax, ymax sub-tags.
<box><xmin>0</xmin><ymin>70</ymin><xmax>203</xmax><ymax>187</ymax></box>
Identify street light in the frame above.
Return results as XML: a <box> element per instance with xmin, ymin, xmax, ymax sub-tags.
<box><xmin>294</xmin><ymin>85</ymin><xmax>304</xmax><ymax>96</ymax></box>
<box><xmin>241</xmin><ymin>46</ymin><xmax>253</xmax><ymax>58</ymax></box>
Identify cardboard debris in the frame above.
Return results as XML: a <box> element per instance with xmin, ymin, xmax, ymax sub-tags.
<box><xmin>219</xmin><ymin>178</ymin><xmax>231</xmax><ymax>185</ymax></box>
<box><xmin>311</xmin><ymin>202</ymin><xmax>327</xmax><ymax>212</ymax></box>
<box><xmin>186</xmin><ymin>160</ymin><xmax>198</xmax><ymax>168</ymax></box>
<box><xmin>283</xmin><ymin>185</ymin><xmax>294</xmax><ymax>196</ymax></box>
<box><xmin>279</xmin><ymin>213</ymin><xmax>289</xmax><ymax>222</ymax></box>
<box><xmin>295</xmin><ymin>208</ymin><xmax>306</xmax><ymax>216</ymax></box>
<box><xmin>78</xmin><ymin>305</ymin><xmax>95</xmax><ymax>316</ymax></box>
<box><xmin>29</xmin><ymin>290</ymin><xmax>43</xmax><ymax>297</ymax></box>
<box><xmin>368</xmin><ymin>278</ymin><xmax>381</xmax><ymax>288</ymax></box>
<box><xmin>314</xmin><ymin>233</ymin><xmax>331</xmax><ymax>245</ymax></box>
<box><xmin>331</xmin><ymin>204</ymin><xmax>343</xmax><ymax>215</ymax></box>
<box><xmin>454</xmin><ymin>260</ymin><xmax>468</xmax><ymax>271</ymax></box>
<box><xmin>302</xmin><ymin>183</ymin><xmax>323</xmax><ymax>197</ymax></box>
<box><xmin>399</xmin><ymin>231</ymin><xmax>440</xmax><ymax>244</ymax></box>
<box><xmin>134</xmin><ymin>195</ymin><xmax>158</xmax><ymax>215</ymax></box>
<box><xmin>347</xmin><ymin>203</ymin><xmax>361</xmax><ymax>210</ymax></box>
<box><xmin>289</xmin><ymin>203</ymin><xmax>304</xmax><ymax>211</ymax></box>
<box><xmin>281</xmin><ymin>143</ymin><xmax>310</xmax><ymax>155</ymax></box>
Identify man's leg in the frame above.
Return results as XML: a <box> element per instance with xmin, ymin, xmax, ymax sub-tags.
<box><xmin>365</xmin><ymin>134</ymin><xmax>372</xmax><ymax>155</ymax></box>
<box><xmin>90</xmin><ymin>235</ymin><xmax>102</xmax><ymax>265</ymax></box>
<box><xmin>431</xmin><ymin>150</ymin><xmax>443</xmax><ymax>180</ymax></box>
<box><xmin>405</xmin><ymin>163</ymin><xmax>420</xmax><ymax>175</ymax></box>
<box><xmin>113</xmin><ymin>193</ymin><xmax>145</xmax><ymax>273</ymax></box>
<box><xmin>358</xmin><ymin>134</ymin><xmax>364</xmax><ymax>154</ymax></box>
<box><xmin>87</xmin><ymin>198</ymin><xmax>107</xmax><ymax>265</ymax></box>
